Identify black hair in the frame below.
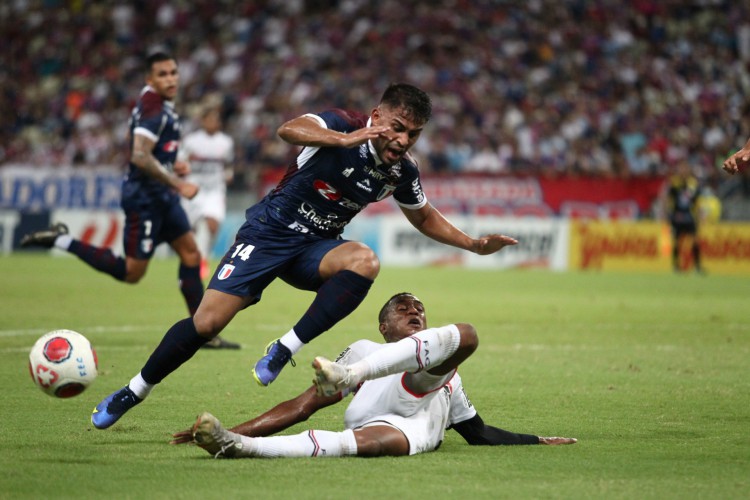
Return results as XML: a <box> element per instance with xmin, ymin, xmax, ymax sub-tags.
<box><xmin>379</xmin><ymin>83</ymin><xmax>432</xmax><ymax>125</ymax></box>
<box><xmin>146</xmin><ymin>52</ymin><xmax>174</xmax><ymax>72</ymax></box>
<box><xmin>378</xmin><ymin>292</ymin><xmax>423</xmax><ymax>323</ymax></box>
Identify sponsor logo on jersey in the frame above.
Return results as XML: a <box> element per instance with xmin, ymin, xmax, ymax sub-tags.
<box><xmin>355</xmin><ymin>179</ymin><xmax>373</xmax><ymax>193</ymax></box>
<box><xmin>218</xmin><ymin>264</ymin><xmax>235</xmax><ymax>280</ymax></box>
<box><xmin>163</xmin><ymin>140</ymin><xmax>179</xmax><ymax>153</ymax></box>
<box><xmin>338</xmin><ymin>197</ymin><xmax>362</xmax><ymax>211</ymax></box>
<box><xmin>298</xmin><ymin>202</ymin><xmax>348</xmax><ymax>232</ymax></box>
<box><xmin>313</xmin><ymin>180</ymin><xmax>342</xmax><ymax>201</ymax></box>
<box><xmin>287</xmin><ymin>221</ymin><xmax>310</xmax><ymax>233</ymax></box>
<box><xmin>342</xmin><ymin>167</ymin><xmax>354</xmax><ymax>177</ymax></box>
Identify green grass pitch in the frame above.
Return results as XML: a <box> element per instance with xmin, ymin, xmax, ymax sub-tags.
<box><xmin>1</xmin><ymin>254</ymin><xmax>748</xmax><ymax>499</ymax></box>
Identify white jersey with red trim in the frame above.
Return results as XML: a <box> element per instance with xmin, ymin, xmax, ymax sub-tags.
<box><xmin>336</xmin><ymin>326</ymin><xmax>477</xmax><ymax>454</ymax></box>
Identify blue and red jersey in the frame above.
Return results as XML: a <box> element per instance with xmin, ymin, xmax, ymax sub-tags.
<box><xmin>122</xmin><ymin>86</ymin><xmax>181</xmax><ymax>205</ymax></box>
<box><xmin>251</xmin><ymin>108</ymin><xmax>427</xmax><ymax>238</ymax></box>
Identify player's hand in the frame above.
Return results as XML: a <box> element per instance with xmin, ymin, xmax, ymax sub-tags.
<box><xmin>170</xmin><ymin>428</ymin><xmax>195</xmax><ymax>445</ymax></box>
<box><xmin>338</xmin><ymin>125</ymin><xmax>391</xmax><ymax>148</ymax></box>
<box><xmin>722</xmin><ymin>148</ymin><xmax>750</xmax><ymax>175</ymax></box>
<box><xmin>178</xmin><ymin>180</ymin><xmax>200</xmax><ymax>200</ymax></box>
<box><xmin>471</xmin><ymin>234</ymin><xmax>518</xmax><ymax>255</ymax></box>
<box><xmin>173</xmin><ymin>160</ymin><xmax>191</xmax><ymax>177</ymax></box>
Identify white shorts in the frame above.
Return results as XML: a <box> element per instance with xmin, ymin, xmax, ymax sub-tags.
<box><xmin>344</xmin><ymin>374</ymin><xmax>452</xmax><ymax>455</ymax></box>
<box><xmin>181</xmin><ymin>189</ymin><xmax>226</xmax><ymax>225</ymax></box>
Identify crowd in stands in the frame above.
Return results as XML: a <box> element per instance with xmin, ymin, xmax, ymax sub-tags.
<box><xmin>2</xmin><ymin>0</ymin><xmax>749</xmax><ymax>192</ymax></box>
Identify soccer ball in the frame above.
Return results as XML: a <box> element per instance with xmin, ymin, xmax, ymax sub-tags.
<box><xmin>29</xmin><ymin>330</ymin><xmax>98</xmax><ymax>398</ymax></box>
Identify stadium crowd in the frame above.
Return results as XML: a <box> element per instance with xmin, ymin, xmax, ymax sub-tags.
<box><xmin>2</xmin><ymin>0</ymin><xmax>749</xmax><ymax>192</ymax></box>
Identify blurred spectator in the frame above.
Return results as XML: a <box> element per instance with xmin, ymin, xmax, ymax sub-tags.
<box><xmin>1</xmin><ymin>0</ymin><xmax>749</xmax><ymax>196</ymax></box>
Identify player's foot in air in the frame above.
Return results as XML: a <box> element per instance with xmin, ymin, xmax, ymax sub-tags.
<box><xmin>20</xmin><ymin>222</ymin><xmax>68</xmax><ymax>248</ymax></box>
<box><xmin>201</xmin><ymin>336</ymin><xmax>241</xmax><ymax>350</ymax></box>
<box><xmin>91</xmin><ymin>386</ymin><xmax>142</xmax><ymax>429</ymax></box>
<box><xmin>312</xmin><ymin>356</ymin><xmax>357</xmax><ymax>397</ymax></box>
<box><xmin>252</xmin><ymin>340</ymin><xmax>295</xmax><ymax>386</ymax></box>
<box><xmin>191</xmin><ymin>411</ymin><xmax>245</xmax><ymax>458</ymax></box>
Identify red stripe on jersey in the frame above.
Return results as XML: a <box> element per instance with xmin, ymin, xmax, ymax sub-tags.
<box><xmin>410</xmin><ymin>336</ymin><xmax>424</xmax><ymax>372</ymax></box>
<box><xmin>140</xmin><ymin>90</ymin><xmax>165</xmax><ymax>120</ymax></box>
<box><xmin>400</xmin><ymin>369</ymin><xmax>457</xmax><ymax>398</ymax></box>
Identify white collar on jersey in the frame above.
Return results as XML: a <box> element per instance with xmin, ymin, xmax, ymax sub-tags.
<box><xmin>366</xmin><ymin>117</ymin><xmax>384</xmax><ymax>166</ymax></box>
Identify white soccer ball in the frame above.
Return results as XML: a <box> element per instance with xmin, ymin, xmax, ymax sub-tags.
<box><xmin>29</xmin><ymin>329</ymin><xmax>98</xmax><ymax>398</ymax></box>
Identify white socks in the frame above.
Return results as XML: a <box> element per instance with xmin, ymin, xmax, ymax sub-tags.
<box><xmin>238</xmin><ymin>429</ymin><xmax>357</xmax><ymax>458</ymax></box>
<box><xmin>54</xmin><ymin>235</ymin><xmax>72</xmax><ymax>250</ymax></box>
<box><xmin>280</xmin><ymin>329</ymin><xmax>304</xmax><ymax>355</ymax></box>
<box><xmin>128</xmin><ymin>372</ymin><xmax>154</xmax><ymax>400</ymax></box>
<box><xmin>348</xmin><ymin>325</ymin><xmax>461</xmax><ymax>383</ymax></box>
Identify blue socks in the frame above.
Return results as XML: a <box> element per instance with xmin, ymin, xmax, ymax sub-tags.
<box><xmin>292</xmin><ymin>270</ymin><xmax>373</xmax><ymax>344</ymax></box>
<box><xmin>141</xmin><ymin>318</ymin><xmax>208</xmax><ymax>384</ymax></box>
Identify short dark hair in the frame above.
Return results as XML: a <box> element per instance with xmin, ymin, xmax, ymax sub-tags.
<box><xmin>146</xmin><ymin>52</ymin><xmax>174</xmax><ymax>72</ymax></box>
<box><xmin>379</xmin><ymin>83</ymin><xmax>432</xmax><ymax>125</ymax></box>
<box><xmin>378</xmin><ymin>292</ymin><xmax>423</xmax><ymax>323</ymax></box>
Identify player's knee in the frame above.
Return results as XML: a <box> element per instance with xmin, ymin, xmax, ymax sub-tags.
<box><xmin>458</xmin><ymin>323</ymin><xmax>479</xmax><ymax>355</ymax></box>
<box><xmin>191</xmin><ymin>315</ymin><xmax>221</xmax><ymax>337</ymax></box>
<box><xmin>355</xmin><ymin>435</ymin><xmax>408</xmax><ymax>457</ymax></box>
<box><xmin>349</xmin><ymin>246</ymin><xmax>380</xmax><ymax>279</ymax></box>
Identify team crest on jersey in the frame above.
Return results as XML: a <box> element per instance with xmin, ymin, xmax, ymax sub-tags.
<box><xmin>141</xmin><ymin>238</ymin><xmax>153</xmax><ymax>254</ymax></box>
<box><xmin>313</xmin><ymin>180</ymin><xmax>341</xmax><ymax>201</ymax></box>
<box><xmin>387</xmin><ymin>164</ymin><xmax>402</xmax><ymax>179</ymax></box>
<box><xmin>163</xmin><ymin>140</ymin><xmax>179</xmax><ymax>153</ymax></box>
<box><xmin>218</xmin><ymin>264</ymin><xmax>235</xmax><ymax>280</ymax></box>
<box><xmin>376</xmin><ymin>185</ymin><xmax>396</xmax><ymax>201</ymax></box>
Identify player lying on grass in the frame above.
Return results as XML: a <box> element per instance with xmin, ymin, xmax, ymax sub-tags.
<box><xmin>172</xmin><ymin>292</ymin><xmax>576</xmax><ymax>458</ymax></box>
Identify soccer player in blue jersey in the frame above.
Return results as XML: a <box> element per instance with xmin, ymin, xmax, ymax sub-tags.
<box><xmin>91</xmin><ymin>83</ymin><xmax>518</xmax><ymax>430</ymax></box>
<box><xmin>21</xmin><ymin>52</ymin><xmax>238</xmax><ymax>349</ymax></box>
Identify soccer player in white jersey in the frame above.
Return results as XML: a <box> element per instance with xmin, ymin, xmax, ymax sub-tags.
<box><xmin>173</xmin><ymin>293</ymin><xmax>576</xmax><ymax>458</ymax></box>
<box><xmin>179</xmin><ymin>107</ymin><xmax>235</xmax><ymax>280</ymax></box>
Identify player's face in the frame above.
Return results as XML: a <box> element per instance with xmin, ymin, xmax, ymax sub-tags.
<box><xmin>147</xmin><ymin>59</ymin><xmax>179</xmax><ymax>100</ymax></box>
<box><xmin>202</xmin><ymin>110</ymin><xmax>221</xmax><ymax>134</ymax></box>
<box><xmin>379</xmin><ymin>295</ymin><xmax>427</xmax><ymax>343</ymax></box>
<box><xmin>371</xmin><ymin>105</ymin><xmax>425</xmax><ymax>166</ymax></box>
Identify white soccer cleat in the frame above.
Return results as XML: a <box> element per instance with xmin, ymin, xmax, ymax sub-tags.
<box><xmin>191</xmin><ymin>411</ymin><xmax>246</xmax><ymax>458</ymax></box>
<box><xmin>312</xmin><ymin>356</ymin><xmax>356</xmax><ymax>397</ymax></box>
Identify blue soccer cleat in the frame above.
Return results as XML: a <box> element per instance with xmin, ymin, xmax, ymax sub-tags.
<box><xmin>252</xmin><ymin>340</ymin><xmax>295</xmax><ymax>386</ymax></box>
<box><xmin>91</xmin><ymin>386</ymin><xmax>142</xmax><ymax>429</ymax></box>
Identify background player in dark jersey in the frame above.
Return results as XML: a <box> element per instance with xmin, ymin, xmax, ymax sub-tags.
<box><xmin>171</xmin><ymin>292</ymin><xmax>576</xmax><ymax>458</ymax></box>
<box><xmin>663</xmin><ymin>160</ymin><xmax>703</xmax><ymax>273</ymax></box>
<box><xmin>90</xmin><ymin>83</ymin><xmax>518</xmax><ymax>430</ymax></box>
<box><xmin>20</xmin><ymin>52</ymin><xmax>238</xmax><ymax>349</ymax></box>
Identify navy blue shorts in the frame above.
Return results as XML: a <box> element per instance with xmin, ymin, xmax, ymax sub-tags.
<box><xmin>207</xmin><ymin>215</ymin><xmax>348</xmax><ymax>302</ymax></box>
<box><xmin>122</xmin><ymin>198</ymin><xmax>192</xmax><ymax>259</ymax></box>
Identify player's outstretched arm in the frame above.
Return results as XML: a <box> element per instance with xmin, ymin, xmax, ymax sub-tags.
<box><xmin>450</xmin><ymin>413</ymin><xmax>577</xmax><ymax>446</ymax></box>
<box><xmin>170</xmin><ymin>386</ymin><xmax>341</xmax><ymax>444</ymax></box>
<box><xmin>277</xmin><ymin>115</ymin><xmax>389</xmax><ymax>149</ymax></box>
<box><xmin>723</xmin><ymin>139</ymin><xmax>750</xmax><ymax>175</ymax></box>
<box><xmin>401</xmin><ymin>204</ymin><xmax>518</xmax><ymax>254</ymax></box>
